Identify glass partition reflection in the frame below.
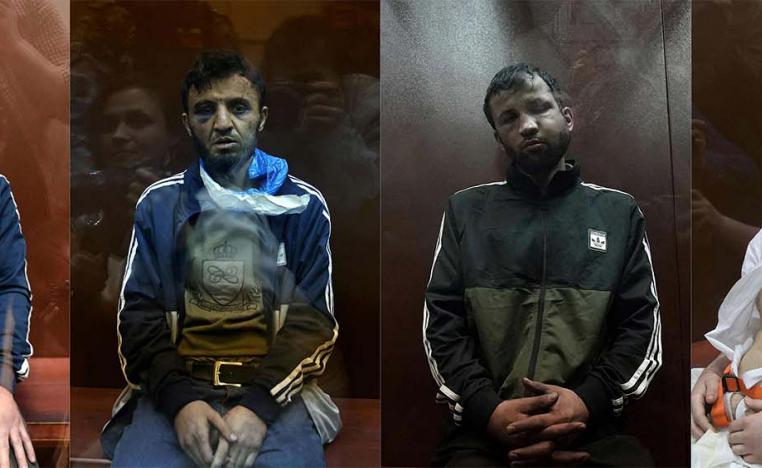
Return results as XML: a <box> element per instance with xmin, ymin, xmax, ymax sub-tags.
<box><xmin>70</xmin><ymin>1</ymin><xmax>379</xmax><ymax>463</ymax></box>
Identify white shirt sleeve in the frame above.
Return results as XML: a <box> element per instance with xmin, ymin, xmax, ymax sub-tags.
<box><xmin>706</xmin><ymin>228</ymin><xmax>762</xmax><ymax>380</ymax></box>
<box><xmin>741</xmin><ymin>228</ymin><xmax>762</xmax><ymax>276</ymax></box>
<box><xmin>705</xmin><ymin>265</ymin><xmax>762</xmax><ymax>367</ymax></box>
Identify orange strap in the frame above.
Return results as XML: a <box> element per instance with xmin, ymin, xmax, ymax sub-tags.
<box><xmin>710</xmin><ymin>365</ymin><xmax>762</xmax><ymax>428</ymax></box>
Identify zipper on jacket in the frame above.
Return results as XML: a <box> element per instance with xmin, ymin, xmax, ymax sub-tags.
<box><xmin>527</xmin><ymin>207</ymin><xmax>548</xmax><ymax>381</ymax></box>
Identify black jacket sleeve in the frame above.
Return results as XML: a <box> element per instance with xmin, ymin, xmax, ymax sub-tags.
<box><xmin>423</xmin><ymin>200</ymin><xmax>501</xmax><ymax>431</ymax></box>
<box><xmin>573</xmin><ymin>204</ymin><xmax>661</xmax><ymax>422</ymax></box>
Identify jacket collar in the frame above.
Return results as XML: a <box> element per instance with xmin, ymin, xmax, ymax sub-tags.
<box><xmin>505</xmin><ymin>159</ymin><xmax>580</xmax><ymax>199</ymax></box>
<box><xmin>177</xmin><ymin>155</ymin><xmax>306</xmax><ymax>228</ymax></box>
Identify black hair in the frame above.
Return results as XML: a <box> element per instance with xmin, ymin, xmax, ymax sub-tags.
<box><xmin>483</xmin><ymin>63</ymin><xmax>567</xmax><ymax>129</ymax></box>
<box><xmin>180</xmin><ymin>50</ymin><xmax>266</xmax><ymax>113</ymax></box>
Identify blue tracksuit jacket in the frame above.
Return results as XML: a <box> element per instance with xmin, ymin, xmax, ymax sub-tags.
<box><xmin>0</xmin><ymin>176</ymin><xmax>32</xmax><ymax>391</ymax></box>
<box><xmin>116</xmin><ymin>161</ymin><xmax>337</xmax><ymax>423</ymax></box>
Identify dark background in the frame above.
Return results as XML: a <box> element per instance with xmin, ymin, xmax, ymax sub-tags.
<box><xmin>380</xmin><ymin>1</ymin><xmax>689</xmax><ymax>465</ymax></box>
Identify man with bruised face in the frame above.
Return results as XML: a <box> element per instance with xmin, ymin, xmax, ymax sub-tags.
<box><xmin>104</xmin><ymin>50</ymin><xmax>338</xmax><ymax>467</ymax></box>
<box><xmin>423</xmin><ymin>64</ymin><xmax>661</xmax><ymax>466</ymax></box>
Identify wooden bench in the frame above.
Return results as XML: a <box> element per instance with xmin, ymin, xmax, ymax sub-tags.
<box><xmin>15</xmin><ymin>357</ymin><xmax>70</xmax><ymax>467</ymax></box>
<box><xmin>71</xmin><ymin>387</ymin><xmax>378</xmax><ymax>467</ymax></box>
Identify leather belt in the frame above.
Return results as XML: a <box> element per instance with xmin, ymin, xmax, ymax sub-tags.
<box><xmin>187</xmin><ymin>360</ymin><xmax>258</xmax><ymax>387</ymax></box>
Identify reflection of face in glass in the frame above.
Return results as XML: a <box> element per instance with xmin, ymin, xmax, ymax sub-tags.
<box><xmin>98</xmin><ymin>87</ymin><xmax>172</xmax><ymax>169</ymax></box>
<box><xmin>265</xmin><ymin>17</ymin><xmax>345</xmax><ymax>134</ymax></box>
<box><xmin>267</xmin><ymin>76</ymin><xmax>343</xmax><ymax>134</ymax></box>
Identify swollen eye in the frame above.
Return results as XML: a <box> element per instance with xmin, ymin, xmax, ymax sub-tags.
<box><xmin>194</xmin><ymin>106</ymin><xmax>214</xmax><ymax>116</ymax></box>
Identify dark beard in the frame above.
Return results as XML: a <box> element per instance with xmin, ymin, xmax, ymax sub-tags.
<box><xmin>190</xmin><ymin>131</ymin><xmax>257</xmax><ymax>180</ymax></box>
<box><xmin>507</xmin><ymin>130</ymin><xmax>571</xmax><ymax>175</ymax></box>
<box><xmin>193</xmin><ymin>136</ymin><xmax>238</xmax><ymax>175</ymax></box>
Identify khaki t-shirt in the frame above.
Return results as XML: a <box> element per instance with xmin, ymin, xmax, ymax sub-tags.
<box><xmin>178</xmin><ymin>209</ymin><xmax>277</xmax><ymax>360</ymax></box>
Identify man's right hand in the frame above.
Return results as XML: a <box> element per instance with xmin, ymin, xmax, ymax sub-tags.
<box><xmin>174</xmin><ymin>400</ymin><xmax>238</xmax><ymax>467</ymax></box>
<box><xmin>0</xmin><ymin>386</ymin><xmax>35</xmax><ymax>468</ymax></box>
<box><xmin>691</xmin><ymin>364</ymin><xmax>723</xmax><ymax>439</ymax></box>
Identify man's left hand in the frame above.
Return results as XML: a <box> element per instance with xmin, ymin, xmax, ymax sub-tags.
<box><xmin>213</xmin><ymin>405</ymin><xmax>267</xmax><ymax>468</ymax></box>
<box><xmin>728</xmin><ymin>397</ymin><xmax>762</xmax><ymax>465</ymax></box>
<box><xmin>506</xmin><ymin>378</ymin><xmax>590</xmax><ymax>463</ymax></box>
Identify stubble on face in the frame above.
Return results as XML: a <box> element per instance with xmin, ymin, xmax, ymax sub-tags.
<box><xmin>190</xmin><ymin>126</ymin><xmax>246</xmax><ymax>176</ymax></box>
<box><xmin>503</xmin><ymin>124</ymin><xmax>571</xmax><ymax>176</ymax></box>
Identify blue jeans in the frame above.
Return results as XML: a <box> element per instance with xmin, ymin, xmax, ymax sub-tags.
<box><xmin>112</xmin><ymin>394</ymin><xmax>325</xmax><ymax>468</ymax></box>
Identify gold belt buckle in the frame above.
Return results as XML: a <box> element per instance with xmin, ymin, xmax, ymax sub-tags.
<box><xmin>213</xmin><ymin>360</ymin><xmax>243</xmax><ymax>387</ymax></box>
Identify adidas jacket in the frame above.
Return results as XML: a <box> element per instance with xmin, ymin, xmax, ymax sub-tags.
<box><xmin>116</xmin><ymin>161</ymin><xmax>337</xmax><ymax>424</ymax></box>
<box><xmin>423</xmin><ymin>161</ymin><xmax>661</xmax><ymax>431</ymax></box>
<box><xmin>0</xmin><ymin>176</ymin><xmax>32</xmax><ymax>391</ymax></box>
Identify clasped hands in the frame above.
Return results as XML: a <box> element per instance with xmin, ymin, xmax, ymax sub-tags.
<box><xmin>487</xmin><ymin>378</ymin><xmax>590</xmax><ymax>466</ymax></box>
<box><xmin>175</xmin><ymin>400</ymin><xmax>267</xmax><ymax>468</ymax></box>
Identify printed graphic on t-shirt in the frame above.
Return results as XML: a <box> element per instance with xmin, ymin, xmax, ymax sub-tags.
<box><xmin>180</xmin><ymin>210</ymin><xmax>274</xmax><ymax>357</ymax></box>
<box><xmin>203</xmin><ymin>259</ymin><xmax>243</xmax><ymax>306</ymax></box>
<box><xmin>188</xmin><ymin>239</ymin><xmax>264</xmax><ymax>313</ymax></box>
